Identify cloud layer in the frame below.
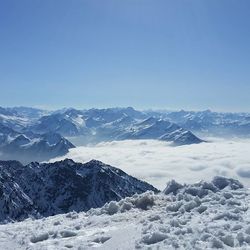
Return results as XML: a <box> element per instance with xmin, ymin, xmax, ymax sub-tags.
<box><xmin>51</xmin><ymin>139</ymin><xmax>250</xmax><ymax>190</ymax></box>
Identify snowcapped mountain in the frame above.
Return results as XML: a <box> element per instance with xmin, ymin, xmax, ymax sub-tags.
<box><xmin>1</xmin><ymin>106</ymin><xmax>250</xmax><ymax>139</ymax></box>
<box><xmin>5</xmin><ymin>106</ymin><xmax>250</xmax><ymax>148</ymax></box>
<box><xmin>6</xmin><ymin>107</ymin><xmax>48</xmax><ymax>119</ymax></box>
<box><xmin>31</xmin><ymin>109</ymin><xmax>90</xmax><ymax>137</ymax></box>
<box><xmin>0</xmin><ymin>107</ymin><xmax>48</xmax><ymax>131</ymax></box>
<box><xmin>0</xmin><ymin>159</ymin><xmax>158</xmax><ymax>223</ymax></box>
<box><xmin>0</xmin><ymin>124</ymin><xmax>75</xmax><ymax>164</ymax></box>
<box><xmin>27</xmin><ymin>107</ymin><xmax>203</xmax><ymax>145</ymax></box>
<box><xmin>0</xmin><ymin>108</ymin><xmax>31</xmax><ymax>131</ymax></box>
<box><xmin>117</xmin><ymin>117</ymin><xmax>203</xmax><ymax>145</ymax></box>
<box><xmin>0</xmin><ymin>176</ymin><xmax>249</xmax><ymax>249</ymax></box>
<box><xmin>83</xmin><ymin>107</ymin><xmax>147</xmax><ymax>124</ymax></box>
<box><xmin>158</xmin><ymin>109</ymin><xmax>250</xmax><ymax>137</ymax></box>
<box><xmin>31</xmin><ymin>107</ymin><xmax>146</xmax><ymax>137</ymax></box>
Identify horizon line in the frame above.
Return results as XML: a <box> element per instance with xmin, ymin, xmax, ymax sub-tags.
<box><xmin>1</xmin><ymin>105</ymin><xmax>250</xmax><ymax>114</ymax></box>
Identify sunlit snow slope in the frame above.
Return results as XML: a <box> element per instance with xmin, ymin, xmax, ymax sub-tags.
<box><xmin>0</xmin><ymin>177</ymin><xmax>249</xmax><ymax>249</ymax></box>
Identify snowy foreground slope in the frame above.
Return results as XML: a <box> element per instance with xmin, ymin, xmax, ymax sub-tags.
<box><xmin>0</xmin><ymin>177</ymin><xmax>249</xmax><ymax>249</ymax></box>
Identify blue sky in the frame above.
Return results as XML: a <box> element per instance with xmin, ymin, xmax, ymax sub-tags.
<box><xmin>0</xmin><ymin>0</ymin><xmax>250</xmax><ymax>111</ymax></box>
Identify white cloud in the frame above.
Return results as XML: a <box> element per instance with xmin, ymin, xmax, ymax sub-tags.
<box><xmin>51</xmin><ymin>139</ymin><xmax>250</xmax><ymax>190</ymax></box>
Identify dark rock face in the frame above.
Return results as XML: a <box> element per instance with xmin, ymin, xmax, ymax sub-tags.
<box><xmin>0</xmin><ymin>159</ymin><xmax>158</xmax><ymax>223</ymax></box>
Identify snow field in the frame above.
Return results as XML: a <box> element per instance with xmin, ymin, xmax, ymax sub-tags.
<box><xmin>0</xmin><ymin>177</ymin><xmax>249</xmax><ymax>249</ymax></box>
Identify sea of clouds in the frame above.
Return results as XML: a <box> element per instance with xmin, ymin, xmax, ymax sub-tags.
<box><xmin>51</xmin><ymin>139</ymin><xmax>250</xmax><ymax>190</ymax></box>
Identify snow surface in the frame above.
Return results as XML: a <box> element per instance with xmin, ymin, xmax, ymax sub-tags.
<box><xmin>51</xmin><ymin>138</ymin><xmax>250</xmax><ymax>190</ymax></box>
<box><xmin>0</xmin><ymin>177</ymin><xmax>249</xmax><ymax>249</ymax></box>
<box><xmin>0</xmin><ymin>114</ymin><xmax>29</xmax><ymax>125</ymax></box>
<box><xmin>71</xmin><ymin>115</ymin><xmax>86</xmax><ymax>128</ymax></box>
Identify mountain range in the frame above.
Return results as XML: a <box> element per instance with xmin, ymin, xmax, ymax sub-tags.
<box><xmin>2</xmin><ymin>106</ymin><xmax>250</xmax><ymax>137</ymax></box>
<box><xmin>156</xmin><ymin>109</ymin><xmax>250</xmax><ymax>137</ymax></box>
<box><xmin>0</xmin><ymin>107</ymin><xmax>206</xmax><ymax>163</ymax></box>
<box><xmin>1</xmin><ymin>106</ymin><xmax>250</xmax><ymax>163</ymax></box>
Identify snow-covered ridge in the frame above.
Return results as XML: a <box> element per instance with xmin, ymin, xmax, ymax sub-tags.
<box><xmin>0</xmin><ymin>176</ymin><xmax>249</xmax><ymax>249</ymax></box>
<box><xmin>0</xmin><ymin>123</ymin><xmax>75</xmax><ymax>164</ymax></box>
<box><xmin>0</xmin><ymin>159</ymin><xmax>158</xmax><ymax>223</ymax></box>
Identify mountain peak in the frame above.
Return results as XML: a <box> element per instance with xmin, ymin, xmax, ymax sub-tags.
<box><xmin>0</xmin><ymin>159</ymin><xmax>158</xmax><ymax>222</ymax></box>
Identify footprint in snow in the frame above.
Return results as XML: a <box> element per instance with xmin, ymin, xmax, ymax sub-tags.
<box><xmin>30</xmin><ymin>233</ymin><xmax>49</xmax><ymax>243</ymax></box>
<box><xmin>93</xmin><ymin>236</ymin><xmax>111</xmax><ymax>244</ymax></box>
<box><xmin>60</xmin><ymin>230</ymin><xmax>77</xmax><ymax>238</ymax></box>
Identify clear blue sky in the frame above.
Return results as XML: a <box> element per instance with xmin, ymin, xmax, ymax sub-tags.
<box><xmin>0</xmin><ymin>0</ymin><xmax>250</xmax><ymax>111</ymax></box>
